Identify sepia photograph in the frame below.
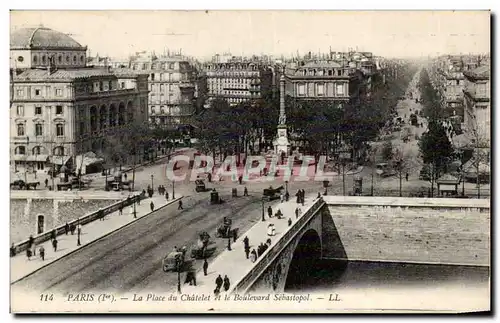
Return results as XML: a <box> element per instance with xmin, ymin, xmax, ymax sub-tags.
<box><xmin>8</xmin><ymin>9</ymin><xmax>491</xmax><ymax>314</ymax></box>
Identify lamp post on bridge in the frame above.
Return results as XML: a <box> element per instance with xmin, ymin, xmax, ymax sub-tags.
<box><xmin>176</xmin><ymin>257</ymin><xmax>182</xmax><ymax>294</ymax></box>
<box><xmin>151</xmin><ymin>174</ymin><xmax>154</xmax><ymax>191</ymax></box>
<box><xmin>172</xmin><ymin>180</ymin><xmax>175</xmax><ymax>199</ymax></box>
<box><xmin>261</xmin><ymin>198</ymin><xmax>265</xmax><ymax>222</ymax></box>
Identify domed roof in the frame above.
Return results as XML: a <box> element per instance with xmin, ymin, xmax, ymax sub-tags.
<box><xmin>10</xmin><ymin>27</ymin><xmax>85</xmax><ymax>50</ymax></box>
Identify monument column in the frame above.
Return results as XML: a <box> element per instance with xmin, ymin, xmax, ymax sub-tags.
<box><xmin>273</xmin><ymin>75</ymin><xmax>290</xmax><ymax>156</ymax></box>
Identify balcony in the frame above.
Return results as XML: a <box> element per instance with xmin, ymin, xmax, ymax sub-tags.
<box><xmin>76</xmin><ymin>88</ymin><xmax>137</xmax><ymax>99</ymax></box>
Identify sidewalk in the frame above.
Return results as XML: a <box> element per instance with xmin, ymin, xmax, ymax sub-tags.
<box><xmin>10</xmin><ymin>194</ymin><xmax>183</xmax><ymax>284</ymax></box>
<box><xmin>175</xmin><ymin>194</ymin><xmax>318</xmax><ymax>295</ymax></box>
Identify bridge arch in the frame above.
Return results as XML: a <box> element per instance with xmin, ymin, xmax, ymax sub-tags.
<box><xmin>283</xmin><ymin>228</ymin><xmax>322</xmax><ymax>291</ymax></box>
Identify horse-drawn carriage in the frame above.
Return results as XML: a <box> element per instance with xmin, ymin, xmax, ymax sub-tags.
<box><xmin>162</xmin><ymin>247</ymin><xmax>187</xmax><ymax>272</ymax></box>
<box><xmin>262</xmin><ymin>185</ymin><xmax>284</xmax><ymax>201</ymax></box>
<box><xmin>216</xmin><ymin>217</ymin><xmax>238</xmax><ymax>239</ymax></box>
<box><xmin>190</xmin><ymin>231</ymin><xmax>215</xmax><ymax>259</ymax></box>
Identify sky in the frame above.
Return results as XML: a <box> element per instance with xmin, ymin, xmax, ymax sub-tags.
<box><xmin>10</xmin><ymin>10</ymin><xmax>491</xmax><ymax>60</ymax></box>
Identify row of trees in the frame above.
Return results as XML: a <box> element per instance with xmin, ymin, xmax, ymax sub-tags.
<box><xmin>417</xmin><ymin>67</ymin><xmax>489</xmax><ymax>198</ymax></box>
<box><xmin>196</xmin><ymin>63</ymin><xmax>418</xmax><ymax>163</ymax></box>
<box><xmin>97</xmin><ymin>121</ymin><xmax>176</xmax><ymax>173</ymax></box>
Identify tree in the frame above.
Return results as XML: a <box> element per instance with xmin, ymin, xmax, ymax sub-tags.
<box><xmin>392</xmin><ymin>148</ymin><xmax>409</xmax><ymax>197</ymax></box>
<box><xmin>418</xmin><ymin>119</ymin><xmax>454</xmax><ymax>197</ymax></box>
<box><xmin>382</xmin><ymin>140</ymin><xmax>393</xmax><ymax>161</ymax></box>
<box><xmin>418</xmin><ymin>68</ymin><xmax>444</xmax><ymax>121</ymax></box>
<box><xmin>463</xmin><ymin>117</ymin><xmax>491</xmax><ymax>198</ymax></box>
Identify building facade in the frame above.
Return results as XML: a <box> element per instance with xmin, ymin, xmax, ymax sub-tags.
<box><xmin>10</xmin><ymin>27</ymin><xmax>149</xmax><ymax>174</ymax></box>
<box><xmin>203</xmin><ymin>58</ymin><xmax>273</xmax><ymax>106</ymax></box>
<box><xmin>129</xmin><ymin>53</ymin><xmax>199</xmax><ymax>128</ymax></box>
<box><xmin>283</xmin><ymin>60</ymin><xmax>365</xmax><ymax>106</ymax></box>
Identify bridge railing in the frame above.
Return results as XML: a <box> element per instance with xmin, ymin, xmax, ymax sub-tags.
<box><xmin>231</xmin><ymin>197</ymin><xmax>326</xmax><ymax>294</ymax></box>
<box><xmin>12</xmin><ymin>194</ymin><xmax>142</xmax><ymax>254</ymax></box>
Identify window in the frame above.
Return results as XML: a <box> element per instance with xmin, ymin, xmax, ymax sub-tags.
<box><xmin>33</xmin><ymin>146</ymin><xmax>41</xmax><ymax>155</ymax></box>
<box><xmin>35</xmin><ymin>124</ymin><xmax>43</xmax><ymax>136</ymax></box>
<box><xmin>336</xmin><ymin>84</ymin><xmax>344</xmax><ymax>95</ymax></box>
<box><xmin>54</xmin><ymin>146</ymin><xmax>64</xmax><ymax>156</ymax></box>
<box><xmin>33</xmin><ymin>55</ymin><xmax>38</xmax><ymax>64</ymax></box>
<box><xmin>121</xmin><ymin>82</ymin><xmax>125</xmax><ymax>89</ymax></box>
<box><xmin>73</xmin><ymin>55</ymin><xmax>77</xmax><ymax>63</ymax></box>
<box><xmin>56</xmin><ymin>123</ymin><xmax>64</xmax><ymax>137</ymax></box>
<box><xmin>108</xmin><ymin>80</ymin><xmax>113</xmax><ymax>90</ymax></box>
<box><xmin>317</xmin><ymin>83</ymin><xmax>324</xmax><ymax>96</ymax></box>
<box><xmin>42</xmin><ymin>55</ymin><xmax>46</xmax><ymax>64</ymax></box>
<box><xmin>456</xmin><ymin>80</ymin><xmax>460</xmax><ymax>86</ymax></box>
<box><xmin>16</xmin><ymin>89</ymin><xmax>23</xmax><ymax>97</ymax></box>
<box><xmin>298</xmin><ymin>84</ymin><xmax>306</xmax><ymax>96</ymax></box>
<box><xmin>151</xmin><ymin>73</ymin><xmax>155</xmax><ymax>81</ymax></box>
<box><xmin>142</xmin><ymin>63</ymin><xmax>146</xmax><ymax>70</ymax></box>
<box><xmin>58</xmin><ymin>55</ymin><xmax>62</xmax><ymax>63</ymax></box>
<box><xmin>56</xmin><ymin>89</ymin><xmax>62</xmax><ymax>96</ymax></box>
<box><xmin>80</xmin><ymin>55</ymin><xmax>84</xmax><ymax>63</ymax></box>
<box><xmin>35</xmin><ymin>106</ymin><xmax>42</xmax><ymax>115</ymax></box>
<box><xmin>15</xmin><ymin>146</ymin><xmax>26</xmax><ymax>155</ymax></box>
<box><xmin>17</xmin><ymin>124</ymin><xmax>25</xmax><ymax>136</ymax></box>
<box><xmin>151</xmin><ymin>107</ymin><xmax>156</xmax><ymax>114</ymax></box>
<box><xmin>35</xmin><ymin>89</ymin><xmax>41</xmax><ymax>96</ymax></box>
<box><xmin>66</xmin><ymin>56</ymin><xmax>70</xmax><ymax>62</ymax></box>
<box><xmin>169</xmin><ymin>63</ymin><xmax>175</xmax><ymax>69</ymax></box>
<box><xmin>160</xmin><ymin>84</ymin><xmax>165</xmax><ymax>92</ymax></box>
<box><xmin>160</xmin><ymin>106</ymin><xmax>165</xmax><ymax>114</ymax></box>
<box><xmin>37</xmin><ymin>162</ymin><xmax>44</xmax><ymax>170</ymax></box>
<box><xmin>56</xmin><ymin>105</ymin><xmax>63</xmax><ymax>115</ymax></box>
<box><xmin>17</xmin><ymin>56</ymin><xmax>24</xmax><ymax>62</ymax></box>
<box><xmin>161</xmin><ymin>63</ymin><xmax>166</xmax><ymax>69</ymax></box>
<box><xmin>337</xmin><ymin>70</ymin><xmax>341</xmax><ymax>76</ymax></box>
<box><xmin>99</xmin><ymin>82</ymin><xmax>103</xmax><ymax>91</ymax></box>
<box><xmin>16</xmin><ymin>105</ymin><xmax>24</xmax><ymax>116</ymax></box>
<box><xmin>79</xmin><ymin>121</ymin><xmax>85</xmax><ymax>134</ymax></box>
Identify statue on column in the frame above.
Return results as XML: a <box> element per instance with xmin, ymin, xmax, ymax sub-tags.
<box><xmin>279</xmin><ymin>114</ymin><xmax>286</xmax><ymax>126</ymax></box>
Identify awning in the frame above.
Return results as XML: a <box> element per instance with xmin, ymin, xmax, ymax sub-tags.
<box><xmin>75</xmin><ymin>154</ymin><xmax>104</xmax><ymax>168</ymax></box>
<box><xmin>49</xmin><ymin>155</ymin><xmax>72</xmax><ymax>165</ymax></box>
<box><xmin>26</xmin><ymin>154</ymin><xmax>49</xmax><ymax>162</ymax></box>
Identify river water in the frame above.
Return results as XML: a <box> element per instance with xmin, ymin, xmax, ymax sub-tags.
<box><xmin>285</xmin><ymin>259</ymin><xmax>490</xmax><ymax>312</ymax></box>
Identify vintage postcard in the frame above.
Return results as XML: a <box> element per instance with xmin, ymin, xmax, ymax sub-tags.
<box><xmin>9</xmin><ymin>10</ymin><xmax>490</xmax><ymax>314</ymax></box>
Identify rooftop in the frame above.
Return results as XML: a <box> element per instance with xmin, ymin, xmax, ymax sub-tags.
<box><xmin>10</xmin><ymin>27</ymin><xmax>85</xmax><ymax>50</ymax></box>
<box><xmin>12</xmin><ymin>67</ymin><xmax>146</xmax><ymax>81</ymax></box>
<box><xmin>464</xmin><ymin>65</ymin><xmax>490</xmax><ymax>81</ymax></box>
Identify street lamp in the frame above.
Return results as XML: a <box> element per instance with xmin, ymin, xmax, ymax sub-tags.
<box><xmin>172</xmin><ymin>180</ymin><xmax>175</xmax><ymax>199</ymax></box>
<box><xmin>285</xmin><ymin>180</ymin><xmax>289</xmax><ymax>195</ymax></box>
<box><xmin>151</xmin><ymin>174</ymin><xmax>154</xmax><ymax>190</ymax></box>
<box><xmin>261</xmin><ymin>198</ymin><xmax>265</xmax><ymax>222</ymax></box>
<box><xmin>133</xmin><ymin>198</ymin><xmax>137</xmax><ymax>218</ymax></box>
<box><xmin>176</xmin><ymin>258</ymin><xmax>182</xmax><ymax>294</ymax></box>
<box><xmin>227</xmin><ymin>236</ymin><xmax>232</xmax><ymax>251</ymax></box>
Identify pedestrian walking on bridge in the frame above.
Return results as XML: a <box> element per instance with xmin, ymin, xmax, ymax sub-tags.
<box><xmin>150</xmin><ymin>201</ymin><xmax>155</xmax><ymax>212</ymax></box>
<box><xmin>244</xmin><ymin>245</ymin><xmax>250</xmax><ymax>259</ymax></box>
<box><xmin>223</xmin><ymin>275</ymin><xmax>230</xmax><ymax>291</ymax></box>
<box><xmin>203</xmin><ymin>259</ymin><xmax>208</xmax><ymax>276</ymax></box>
<box><xmin>215</xmin><ymin>274</ymin><xmax>223</xmax><ymax>291</ymax></box>
<box><xmin>165</xmin><ymin>191</ymin><xmax>169</xmax><ymax>200</ymax></box>
<box><xmin>39</xmin><ymin>246</ymin><xmax>45</xmax><ymax>261</ymax></box>
<box><xmin>64</xmin><ymin>222</ymin><xmax>69</xmax><ymax>235</ymax></box>
<box><xmin>52</xmin><ymin>238</ymin><xmax>58</xmax><ymax>252</ymax></box>
<box><xmin>178</xmin><ymin>200</ymin><xmax>183</xmax><ymax>210</ymax></box>
<box><xmin>244</xmin><ymin>187</ymin><xmax>248</xmax><ymax>196</ymax></box>
<box><xmin>267</xmin><ymin>206</ymin><xmax>273</xmax><ymax>219</ymax></box>
<box><xmin>243</xmin><ymin>236</ymin><xmax>249</xmax><ymax>249</ymax></box>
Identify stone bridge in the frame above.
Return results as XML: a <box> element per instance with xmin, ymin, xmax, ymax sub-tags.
<box><xmin>230</xmin><ymin>196</ymin><xmax>490</xmax><ymax>294</ymax></box>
